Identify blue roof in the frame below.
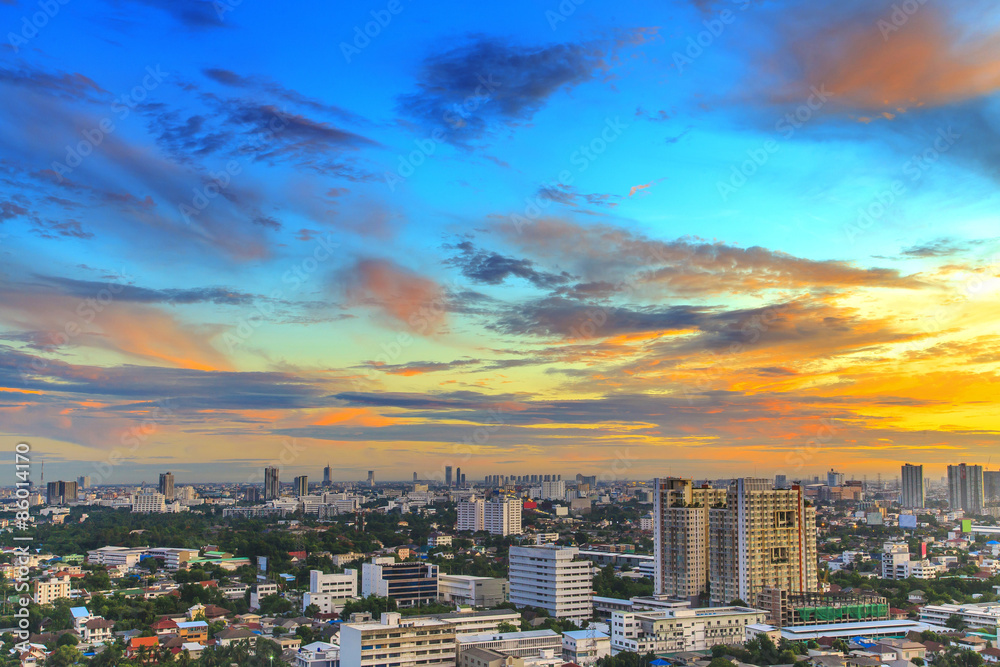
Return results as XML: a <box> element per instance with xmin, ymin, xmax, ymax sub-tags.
<box><xmin>70</xmin><ymin>607</ymin><xmax>90</xmax><ymax>619</ymax></box>
<box><xmin>177</xmin><ymin>621</ymin><xmax>208</xmax><ymax>629</ymax></box>
<box><xmin>986</xmin><ymin>540</ymin><xmax>999</xmax><ymax>545</ymax></box>
<box><xmin>564</xmin><ymin>630</ymin><xmax>609</xmax><ymax>639</ymax></box>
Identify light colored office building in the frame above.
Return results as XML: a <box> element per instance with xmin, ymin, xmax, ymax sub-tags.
<box><xmin>132</xmin><ymin>492</ymin><xmax>167</xmax><ymax>513</ymax></box>
<box><xmin>508</xmin><ymin>545</ymin><xmax>592</xmax><ymax>625</ymax></box>
<box><xmin>435</xmin><ymin>610</ymin><xmax>522</xmax><ymax>635</ymax></box>
<box><xmin>611</xmin><ymin>605</ymin><xmax>767</xmax><ymax>653</ymax></box>
<box><xmin>901</xmin><ymin>464</ymin><xmax>925</xmax><ymax>509</ymax></box>
<box><xmin>458</xmin><ymin>499</ymin><xmax>485</xmax><ymax>532</ymax></box>
<box><xmin>158</xmin><ymin>472</ymin><xmax>175</xmax><ymax>501</ymax></box>
<box><xmin>457</xmin><ymin>630</ymin><xmax>563</xmax><ymax>659</ymax></box>
<box><xmin>919</xmin><ymin>603</ymin><xmax>1000</xmax><ymax>632</ymax></box>
<box><xmin>302</xmin><ymin>568</ymin><xmax>357</xmax><ymax>614</ymax></box>
<box><xmin>949</xmin><ymin>464</ymin><xmax>985</xmax><ymax>515</ymax></box>
<box><xmin>340</xmin><ymin>612</ymin><xmax>456</xmax><ymax>667</ymax></box>
<box><xmin>33</xmin><ymin>575</ymin><xmax>72</xmax><ymax>604</ymax></box>
<box><xmin>86</xmin><ymin>546</ymin><xmax>149</xmax><ymax>567</ymax></box>
<box><xmin>541</xmin><ymin>480</ymin><xmax>565</xmax><ymax>500</ymax></box>
<box><xmin>707</xmin><ymin>478</ymin><xmax>818</xmax><ymax>606</ymax></box>
<box><xmin>439</xmin><ymin>574</ymin><xmax>509</xmax><ymax>607</ymax></box>
<box><xmin>562</xmin><ymin>630</ymin><xmax>610</xmax><ymax>666</ymax></box>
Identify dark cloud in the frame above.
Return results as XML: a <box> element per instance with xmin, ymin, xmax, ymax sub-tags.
<box><xmin>0</xmin><ymin>200</ymin><xmax>28</xmax><ymax>220</ymax></box>
<box><xmin>901</xmin><ymin>238</ymin><xmax>980</xmax><ymax>258</ymax></box>
<box><xmin>491</xmin><ymin>297</ymin><xmax>711</xmax><ymax>338</ymax></box>
<box><xmin>397</xmin><ymin>37</ymin><xmax>612</xmax><ymax>144</ymax></box>
<box><xmin>202</xmin><ymin>68</ymin><xmax>362</xmax><ymax>124</ymax></box>
<box><xmin>118</xmin><ymin>0</ymin><xmax>230</xmax><ymax>29</ymax></box>
<box><xmin>24</xmin><ymin>275</ymin><xmax>255</xmax><ymax>305</ymax></box>
<box><xmin>446</xmin><ymin>240</ymin><xmax>572</xmax><ymax>289</ymax></box>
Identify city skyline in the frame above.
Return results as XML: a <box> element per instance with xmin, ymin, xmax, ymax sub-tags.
<box><xmin>2</xmin><ymin>0</ymin><xmax>1000</xmax><ymax>481</ymax></box>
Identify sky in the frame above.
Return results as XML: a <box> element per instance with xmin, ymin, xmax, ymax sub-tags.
<box><xmin>1</xmin><ymin>0</ymin><xmax>999</xmax><ymax>485</ymax></box>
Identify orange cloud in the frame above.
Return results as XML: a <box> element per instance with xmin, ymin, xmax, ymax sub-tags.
<box><xmin>784</xmin><ymin>7</ymin><xmax>1000</xmax><ymax>111</ymax></box>
<box><xmin>342</xmin><ymin>258</ymin><xmax>446</xmax><ymax>334</ymax></box>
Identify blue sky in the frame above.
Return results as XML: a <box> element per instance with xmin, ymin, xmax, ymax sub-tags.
<box><xmin>1</xmin><ymin>0</ymin><xmax>999</xmax><ymax>484</ymax></box>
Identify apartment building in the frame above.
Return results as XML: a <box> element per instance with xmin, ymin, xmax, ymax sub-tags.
<box><xmin>458</xmin><ymin>499</ymin><xmax>485</xmax><ymax>532</ymax></box>
<box><xmin>434</xmin><ymin>610</ymin><xmax>522</xmax><ymax>635</ymax></box>
<box><xmin>901</xmin><ymin>464</ymin><xmax>925</xmax><ymax>509</ymax></box>
<box><xmin>508</xmin><ymin>545</ymin><xmax>592</xmax><ymax>625</ymax></box>
<box><xmin>340</xmin><ymin>612</ymin><xmax>457</xmax><ymax>667</ymax></box>
<box><xmin>920</xmin><ymin>603</ymin><xmax>1000</xmax><ymax>632</ymax></box>
<box><xmin>562</xmin><ymin>630</ymin><xmax>611</xmax><ymax>666</ymax></box>
<box><xmin>438</xmin><ymin>574</ymin><xmax>509</xmax><ymax>607</ymax></box>
<box><xmin>33</xmin><ymin>575</ymin><xmax>72</xmax><ymax>604</ymax></box>
<box><xmin>361</xmin><ymin>557</ymin><xmax>439</xmax><ymax>607</ymax></box>
<box><xmin>707</xmin><ymin>478</ymin><xmax>818</xmax><ymax>606</ymax></box>
<box><xmin>949</xmin><ymin>464</ymin><xmax>985</xmax><ymax>515</ymax></box>
<box><xmin>611</xmin><ymin>605</ymin><xmax>767</xmax><ymax>653</ymax></box>
<box><xmin>302</xmin><ymin>568</ymin><xmax>358</xmax><ymax>614</ymax></box>
<box><xmin>652</xmin><ymin>478</ymin><xmax>726</xmax><ymax>601</ymax></box>
<box><xmin>458</xmin><ymin>498</ymin><xmax>522</xmax><ymax>536</ymax></box>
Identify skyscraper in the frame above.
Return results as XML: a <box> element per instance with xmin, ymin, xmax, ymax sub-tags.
<box><xmin>77</xmin><ymin>475</ymin><xmax>90</xmax><ymax>490</ymax></box>
<box><xmin>653</xmin><ymin>478</ymin><xmax>726</xmax><ymax>601</ymax></box>
<box><xmin>158</xmin><ymin>472</ymin><xmax>175</xmax><ymax>501</ymax></box>
<box><xmin>901</xmin><ymin>464</ymin><xmax>925</xmax><ymax>508</ymax></box>
<box><xmin>323</xmin><ymin>464</ymin><xmax>331</xmax><ymax>485</ymax></box>
<box><xmin>413</xmin><ymin>472</ymin><xmax>418</xmax><ymax>483</ymax></box>
<box><xmin>455</xmin><ymin>467</ymin><xmax>461</xmax><ymax>488</ymax></box>
<box><xmin>445</xmin><ymin>466</ymin><xmax>453</xmax><ymax>487</ymax></box>
<box><xmin>367</xmin><ymin>470</ymin><xmax>375</xmax><ymax>486</ymax></box>
<box><xmin>948</xmin><ymin>464</ymin><xmax>984</xmax><ymax>515</ymax></box>
<box><xmin>294</xmin><ymin>475</ymin><xmax>308</xmax><ymax>497</ymax></box>
<box><xmin>654</xmin><ymin>478</ymin><xmax>818</xmax><ymax>607</ymax></box>
<box><xmin>264</xmin><ymin>467</ymin><xmax>280</xmax><ymax>500</ymax></box>
<box><xmin>46</xmin><ymin>480</ymin><xmax>78</xmax><ymax>505</ymax></box>
<box><xmin>985</xmin><ymin>470</ymin><xmax>1000</xmax><ymax>507</ymax></box>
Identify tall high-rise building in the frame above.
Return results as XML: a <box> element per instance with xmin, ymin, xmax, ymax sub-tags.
<box><xmin>542</xmin><ymin>479</ymin><xmax>566</xmax><ymax>500</ymax></box>
<box><xmin>826</xmin><ymin>469</ymin><xmax>844</xmax><ymax>487</ymax></box>
<box><xmin>948</xmin><ymin>464</ymin><xmax>984</xmax><ymax>515</ymax></box>
<box><xmin>509</xmin><ymin>545</ymin><xmax>592</xmax><ymax>624</ymax></box>
<box><xmin>46</xmin><ymin>480</ymin><xmax>78</xmax><ymax>505</ymax></box>
<box><xmin>484</xmin><ymin>498</ymin><xmax>522</xmax><ymax>536</ymax></box>
<box><xmin>985</xmin><ymin>470</ymin><xmax>1000</xmax><ymax>507</ymax></box>
<box><xmin>367</xmin><ymin>470</ymin><xmax>375</xmax><ymax>486</ymax></box>
<box><xmin>77</xmin><ymin>475</ymin><xmax>90</xmax><ymax>490</ymax></box>
<box><xmin>445</xmin><ymin>466</ymin><xmax>453</xmax><ymax>487</ymax></box>
<box><xmin>413</xmin><ymin>472</ymin><xmax>418</xmax><ymax>483</ymax></box>
<box><xmin>264</xmin><ymin>467</ymin><xmax>280</xmax><ymax>500</ymax></box>
<box><xmin>455</xmin><ymin>467</ymin><xmax>462</xmax><ymax>488</ymax></box>
<box><xmin>901</xmin><ymin>464</ymin><xmax>925</xmax><ymax>509</ymax></box>
<box><xmin>460</xmin><ymin>473</ymin><xmax>466</xmax><ymax>486</ymax></box>
<box><xmin>653</xmin><ymin>478</ymin><xmax>727</xmax><ymax>601</ymax></box>
<box><xmin>158</xmin><ymin>472</ymin><xmax>175</xmax><ymax>501</ymax></box>
<box><xmin>294</xmin><ymin>475</ymin><xmax>308</xmax><ymax>497</ymax></box>
<box><xmin>323</xmin><ymin>464</ymin><xmax>331</xmax><ymax>485</ymax></box>
<box><xmin>654</xmin><ymin>478</ymin><xmax>817</xmax><ymax>607</ymax></box>
<box><xmin>774</xmin><ymin>474</ymin><xmax>788</xmax><ymax>488</ymax></box>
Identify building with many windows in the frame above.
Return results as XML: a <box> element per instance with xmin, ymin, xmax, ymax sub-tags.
<box><xmin>340</xmin><ymin>612</ymin><xmax>456</xmax><ymax>667</ymax></box>
<box><xmin>949</xmin><ymin>464</ymin><xmax>985</xmax><ymax>515</ymax></box>
<box><xmin>158</xmin><ymin>472</ymin><xmax>175</xmax><ymax>501</ymax></box>
<box><xmin>901</xmin><ymin>464</ymin><xmax>925</xmax><ymax>509</ymax></box>
<box><xmin>303</xmin><ymin>568</ymin><xmax>358</xmax><ymax>614</ymax></box>
<box><xmin>438</xmin><ymin>575</ymin><xmax>509</xmax><ymax>607</ymax></box>
<box><xmin>508</xmin><ymin>545</ymin><xmax>592</xmax><ymax>625</ymax></box>
<box><xmin>611</xmin><ymin>605</ymin><xmax>767</xmax><ymax>653</ymax></box>
<box><xmin>652</xmin><ymin>478</ymin><xmax>726</xmax><ymax>602</ymax></box>
<box><xmin>264</xmin><ymin>466</ymin><xmax>280</xmax><ymax>500</ymax></box>
<box><xmin>456</xmin><ymin>630</ymin><xmax>563</xmax><ymax>659</ymax></box>
<box><xmin>458</xmin><ymin>498</ymin><xmax>522</xmax><ymax>536</ymax></box>
<box><xmin>361</xmin><ymin>557</ymin><xmax>439</xmax><ymax>607</ymax></box>
<box><xmin>33</xmin><ymin>575</ymin><xmax>72</xmax><ymax>604</ymax></box>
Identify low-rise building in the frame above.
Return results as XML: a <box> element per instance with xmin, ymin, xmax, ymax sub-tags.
<box><xmin>612</xmin><ymin>605</ymin><xmax>767</xmax><ymax>653</ymax></box>
<box><xmin>457</xmin><ymin>630</ymin><xmax>563</xmax><ymax>659</ymax></box>
<box><xmin>920</xmin><ymin>603</ymin><xmax>1000</xmax><ymax>632</ymax></box>
<box><xmin>33</xmin><ymin>575</ymin><xmax>72</xmax><ymax>604</ymax></box>
<box><xmin>562</xmin><ymin>630</ymin><xmax>611</xmax><ymax>666</ymax></box>
<box><xmin>295</xmin><ymin>641</ymin><xmax>340</xmax><ymax>667</ymax></box>
<box><xmin>340</xmin><ymin>612</ymin><xmax>456</xmax><ymax>667</ymax></box>
<box><xmin>439</xmin><ymin>574</ymin><xmax>509</xmax><ymax>607</ymax></box>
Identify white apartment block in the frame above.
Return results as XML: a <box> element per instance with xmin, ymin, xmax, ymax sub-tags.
<box><xmin>881</xmin><ymin>542</ymin><xmax>941</xmax><ymax>580</ymax></box>
<box><xmin>485</xmin><ymin>499</ymin><xmax>522</xmax><ymax>536</ymax></box>
<box><xmin>541</xmin><ymin>480</ymin><xmax>566</xmax><ymax>500</ymax></box>
<box><xmin>436</xmin><ymin>610</ymin><xmax>522</xmax><ymax>635</ymax></box>
<box><xmin>457</xmin><ymin>630</ymin><xmax>563</xmax><ymax>659</ymax></box>
<box><xmin>86</xmin><ymin>546</ymin><xmax>148</xmax><ymax>567</ymax></box>
<box><xmin>340</xmin><ymin>612</ymin><xmax>457</xmax><ymax>667</ymax></box>
<box><xmin>147</xmin><ymin>547</ymin><xmax>200</xmax><ymax>571</ymax></box>
<box><xmin>132</xmin><ymin>492</ymin><xmax>166</xmax><ymax>513</ymax></box>
<box><xmin>611</xmin><ymin>605</ymin><xmax>767</xmax><ymax>653</ymax></box>
<box><xmin>920</xmin><ymin>603</ymin><xmax>1000</xmax><ymax>632</ymax></box>
<box><xmin>562</xmin><ymin>630</ymin><xmax>611</xmax><ymax>666</ymax></box>
<box><xmin>458</xmin><ymin>499</ymin><xmax>485</xmax><ymax>532</ymax></box>
<box><xmin>303</xmin><ymin>568</ymin><xmax>358</xmax><ymax>614</ymax></box>
<box><xmin>439</xmin><ymin>575</ymin><xmax>509</xmax><ymax>608</ymax></box>
<box><xmin>509</xmin><ymin>545</ymin><xmax>592</xmax><ymax>625</ymax></box>
<box><xmin>33</xmin><ymin>575</ymin><xmax>72</xmax><ymax>604</ymax></box>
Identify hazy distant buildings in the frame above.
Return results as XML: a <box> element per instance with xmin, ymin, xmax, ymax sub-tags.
<box><xmin>985</xmin><ymin>470</ymin><xmax>1000</xmax><ymax>507</ymax></box>
<box><xmin>827</xmin><ymin>469</ymin><xmax>845</xmax><ymax>487</ymax></box>
<box><xmin>77</xmin><ymin>475</ymin><xmax>90</xmax><ymax>490</ymax></box>
<box><xmin>774</xmin><ymin>475</ymin><xmax>788</xmax><ymax>489</ymax></box>
<box><xmin>294</xmin><ymin>475</ymin><xmax>308</xmax><ymax>497</ymax></box>
<box><xmin>446</xmin><ymin>466</ymin><xmax>453</xmax><ymax>487</ymax></box>
<box><xmin>901</xmin><ymin>464</ymin><xmax>925</xmax><ymax>509</ymax></box>
<box><xmin>509</xmin><ymin>545</ymin><xmax>592</xmax><ymax>624</ymax></box>
<box><xmin>158</xmin><ymin>472</ymin><xmax>175</xmax><ymax>501</ymax></box>
<box><xmin>948</xmin><ymin>463</ymin><xmax>984</xmax><ymax>515</ymax></box>
<box><xmin>264</xmin><ymin>467</ymin><xmax>280</xmax><ymax>500</ymax></box>
<box><xmin>323</xmin><ymin>464</ymin><xmax>331</xmax><ymax>485</ymax></box>
<box><xmin>542</xmin><ymin>479</ymin><xmax>566</xmax><ymax>500</ymax></box>
<box><xmin>367</xmin><ymin>470</ymin><xmax>375</xmax><ymax>486</ymax></box>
